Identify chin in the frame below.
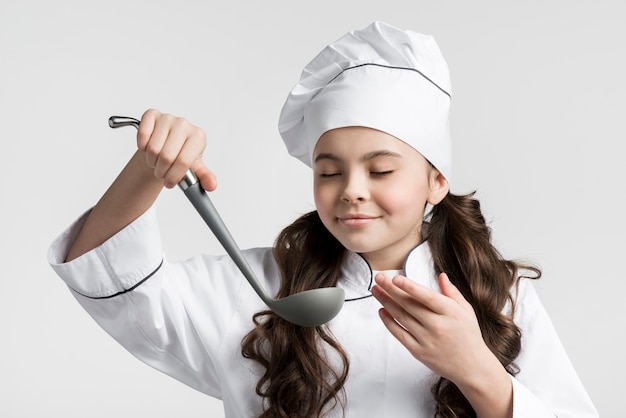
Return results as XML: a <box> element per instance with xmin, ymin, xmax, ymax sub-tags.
<box><xmin>336</xmin><ymin>239</ymin><xmax>379</xmax><ymax>255</ymax></box>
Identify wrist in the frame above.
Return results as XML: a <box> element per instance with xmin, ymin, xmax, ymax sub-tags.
<box><xmin>129</xmin><ymin>151</ymin><xmax>164</xmax><ymax>185</ymax></box>
<box><xmin>455</xmin><ymin>351</ymin><xmax>513</xmax><ymax>418</ymax></box>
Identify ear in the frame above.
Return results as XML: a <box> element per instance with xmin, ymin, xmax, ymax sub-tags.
<box><xmin>427</xmin><ymin>168</ymin><xmax>449</xmax><ymax>205</ymax></box>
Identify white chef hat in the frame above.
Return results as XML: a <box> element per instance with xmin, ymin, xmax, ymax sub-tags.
<box><xmin>278</xmin><ymin>21</ymin><xmax>453</xmax><ymax>182</ymax></box>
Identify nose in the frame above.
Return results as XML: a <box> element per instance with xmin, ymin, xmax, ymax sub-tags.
<box><xmin>341</xmin><ymin>171</ymin><xmax>370</xmax><ymax>204</ymax></box>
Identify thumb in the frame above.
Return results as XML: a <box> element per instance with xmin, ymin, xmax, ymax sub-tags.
<box><xmin>191</xmin><ymin>159</ymin><xmax>218</xmax><ymax>192</ymax></box>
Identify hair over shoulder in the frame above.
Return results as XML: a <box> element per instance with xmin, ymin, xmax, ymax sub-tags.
<box><xmin>242</xmin><ymin>193</ymin><xmax>540</xmax><ymax>418</ymax></box>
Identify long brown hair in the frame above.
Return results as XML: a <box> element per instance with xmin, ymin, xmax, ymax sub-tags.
<box><xmin>241</xmin><ymin>193</ymin><xmax>540</xmax><ymax>417</ymax></box>
<box><xmin>427</xmin><ymin>192</ymin><xmax>540</xmax><ymax>417</ymax></box>
<box><xmin>241</xmin><ymin>211</ymin><xmax>350</xmax><ymax>418</ymax></box>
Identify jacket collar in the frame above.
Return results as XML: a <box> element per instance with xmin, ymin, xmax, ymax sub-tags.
<box><xmin>339</xmin><ymin>240</ymin><xmax>439</xmax><ymax>301</ymax></box>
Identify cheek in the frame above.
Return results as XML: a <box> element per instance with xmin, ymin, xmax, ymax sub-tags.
<box><xmin>376</xmin><ymin>181</ymin><xmax>429</xmax><ymax>215</ymax></box>
<box><xmin>313</xmin><ymin>184</ymin><xmax>333</xmax><ymax>216</ymax></box>
<box><xmin>313</xmin><ymin>190</ymin><xmax>338</xmax><ymax>234</ymax></box>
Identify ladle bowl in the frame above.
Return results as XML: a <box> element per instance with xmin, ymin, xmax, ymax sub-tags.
<box><xmin>108</xmin><ymin>116</ymin><xmax>345</xmax><ymax>327</ymax></box>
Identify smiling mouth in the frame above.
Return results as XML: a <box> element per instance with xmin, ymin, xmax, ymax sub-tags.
<box><xmin>338</xmin><ymin>215</ymin><xmax>379</xmax><ymax>227</ymax></box>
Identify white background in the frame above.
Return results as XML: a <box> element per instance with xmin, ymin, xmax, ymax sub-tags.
<box><xmin>1</xmin><ymin>1</ymin><xmax>623</xmax><ymax>416</ymax></box>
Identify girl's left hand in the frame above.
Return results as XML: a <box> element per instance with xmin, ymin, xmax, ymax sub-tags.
<box><xmin>371</xmin><ymin>272</ymin><xmax>497</xmax><ymax>386</ymax></box>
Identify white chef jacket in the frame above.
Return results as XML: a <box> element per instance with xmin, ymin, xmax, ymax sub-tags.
<box><xmin>48</xmin><ymin>207</ymin><xmax>598</xmax><ymax>417</ymax></box>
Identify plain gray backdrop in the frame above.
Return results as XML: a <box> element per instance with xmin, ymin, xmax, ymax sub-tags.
<box><xmin>1</xmin><ymin>0</ymin><xmax>623</xmax><ymax>416</ymax></box>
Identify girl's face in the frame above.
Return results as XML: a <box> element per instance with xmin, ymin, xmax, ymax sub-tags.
<box><xmin>313</xmin><ymin>126</ymin><xmax>448</xmax><ymax>270</ymax></box>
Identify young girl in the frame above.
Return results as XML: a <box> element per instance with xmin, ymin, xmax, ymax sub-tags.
<box><xmin>48</xmin><ymin>22</ymin><xmax>597</xmax><ymax>417</ymax></box>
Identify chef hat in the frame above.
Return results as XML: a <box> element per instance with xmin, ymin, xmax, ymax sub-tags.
<box><xmin>278</xmin><ymin>21</ymin><xmax>453</xmax><ymax>182</ymax></box>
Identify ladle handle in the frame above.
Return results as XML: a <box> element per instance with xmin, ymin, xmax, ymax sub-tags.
<box><xmin>108</xmin><ymin>116</ymin><xmax>270</xmax><ymax>304</ymax></box>
<box><xmin>181</xmin><ymin>183</ymin><xmax>270</xmax><ymax>304</ymax></box>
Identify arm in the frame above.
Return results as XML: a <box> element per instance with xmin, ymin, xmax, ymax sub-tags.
<box><xmin>49</xmin><ymin>109</ymin><xmax>237</xmax><ymax>397</ymax></box>
<box><xmin>371</xmin><ymin>273</ymin><xmax>598</xmax><ymax>417</ymax></box>
<box><xmin>48</xmin><ymin>204</ymin><xmax>257</xmax><ymax>398</ymax></box>
<box><xmin>65</xmin><ymin>109</ymin><xmax>217</xmax><ymax>261</ymax></box>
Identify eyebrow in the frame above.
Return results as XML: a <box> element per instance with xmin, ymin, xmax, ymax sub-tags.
<box><xmin>314</xmin><ymin>150</ymin><xmax>403</xmax><ymax>163</ymax></box>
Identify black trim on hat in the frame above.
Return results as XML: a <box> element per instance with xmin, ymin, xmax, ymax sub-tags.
<box><xmin>328</xmin><ymin>63</ymin><xmax>451</xmax><ymax>99</ymax></box>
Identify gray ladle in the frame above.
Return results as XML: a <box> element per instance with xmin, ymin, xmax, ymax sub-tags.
<box><xmin>108</xmin><ymin>116</ymin><xmax>345</xmax><ymax>327</ymax></box>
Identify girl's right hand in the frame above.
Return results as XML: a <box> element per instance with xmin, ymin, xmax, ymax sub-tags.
<box><xmin>65</xmin><ymin>109</ymin><xmax>217</xmax><ymax>262</ymax></box>
<box><xmin>137</xmin><ymin>109</ymin><xmax>218</xmax><ymax>192</ymax></box>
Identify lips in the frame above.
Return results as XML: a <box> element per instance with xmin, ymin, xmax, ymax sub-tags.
<box><xmin>337</xmin><ymin>213</ymin><xmax>379</xmax><ymax>227</ymax></box>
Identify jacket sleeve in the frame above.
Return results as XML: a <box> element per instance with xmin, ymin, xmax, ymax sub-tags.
<box><xmin>509</xmin><ymin>279</ymin><xmax>598</xmax><ymax>417</ymax></box>
<box><xmin>47</xmin><ymin>206</ymin><xmax>247</xmax><ymax>399</ymax></box>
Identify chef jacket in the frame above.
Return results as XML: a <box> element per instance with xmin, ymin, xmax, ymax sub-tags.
<box><xmin>48</xmin><ymin>206</ymin><xmax>598</xmax><ymax>417</ymax></box>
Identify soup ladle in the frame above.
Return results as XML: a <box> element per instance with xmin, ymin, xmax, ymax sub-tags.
<box><xmin>108</xmin><ymin>116</ymin><xmax>345</xmax><ymax>327</ymax></box>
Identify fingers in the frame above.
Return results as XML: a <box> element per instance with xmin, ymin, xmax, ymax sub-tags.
<box><xmin>372</xmin><ymin>275</ymin><xmax>428</xmax><ymax>357</ymax></box>
<box><xmin>137</xmin><ymin>109</ymin><xmax>211</xmax><ymax>189</ymax></box>
<box><xmin>375</xmin><ymin>273</ymin><xmax>447</xmax><ymax>315</ymax></box>
<box><xmin>156</xmin><ymin>121</ymin><xmax>203</xmax><ymax>188</ymax></box>
<box><xmin>378</xmin><ymin>307</ymin><xmax>422</xmax><ymax>353</ymax></box>
<box><xmin>372</xmin><ymin>277</ymin><xmax>426</xmax><ymax>330</ymax></box>
<box><xmin>373</xmin><ymin>272</ymin><xmax>486</xmax><ymax>380</ymax></box>
<box><xmin>438</xmin><ymin>273</ymin><xmax>473</xmax><ymax>311</ymax></box>
<box><xmin>137</xmin><ymin>108</ymin><xmax>159</xmax><ymax>156</ymax></box>
<box><xmin>192</xmin><ymin>160</ymin><xmax>218</xmax><ymax>192</ymax></box>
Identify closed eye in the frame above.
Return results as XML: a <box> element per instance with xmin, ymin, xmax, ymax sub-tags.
<box><xmin>319</xmin><ymin>172</ymin><xmax>341</xmax><ymax>178</ymax></box>
<box><xmin>370</xmin><ymin>170</ymin><xmax>393</xmax><ymax>177</ymax></box>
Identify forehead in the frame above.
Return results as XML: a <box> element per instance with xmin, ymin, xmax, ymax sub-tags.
<box><xmin>313</xmin><ymin>126</ymin><xmax>421</xmax><ymax>160</ymax></box>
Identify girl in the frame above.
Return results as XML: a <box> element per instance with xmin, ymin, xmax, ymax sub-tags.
<box><xmin>48</xmin><ymin>22</ymin><xmax>597</xmax><ymax>417</ymax></box>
